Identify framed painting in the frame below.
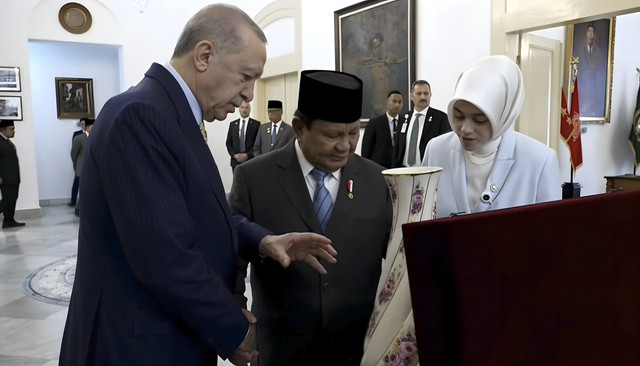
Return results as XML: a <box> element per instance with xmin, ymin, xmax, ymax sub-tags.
<box><xmin>0</xmin><ymin>66</ymin><xmax>21</xmax><ymax>92</ymax></box>
<box><xmin>55</xmin><ymin>77</ymin><xmax>95</xmax><ymax>119</ymax></box>
<box><xmin>335</xmin><ymin>0</ymin><xmax>415</xmax><ymax>123</ymax></box>
<box><xmin>0</xmin><ymin>96</ymin><xmax>23</xmax><ymax>121</ymax></box>
<box><xmin>565</xmin><ymin>18</ymin><xmax>616</xmax><ymax>124</ymax></box>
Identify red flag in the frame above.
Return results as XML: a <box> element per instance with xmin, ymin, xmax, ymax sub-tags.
<box><xmin>560</xmin><ymin>78</ymin><xmax>583</xmax><ymax>171</ymax></box>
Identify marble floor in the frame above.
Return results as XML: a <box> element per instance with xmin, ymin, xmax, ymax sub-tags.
<box><xmin>0</xmin><ymin>204</ymin><xmax>76</xmax><ymax>366</ymax></box>
<box><xmin>0</xmin><ymin>205</ymin><xmax>246</xmax><ymax>366</ymax></box>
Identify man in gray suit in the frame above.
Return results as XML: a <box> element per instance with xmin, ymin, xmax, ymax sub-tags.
<box><xmin>253</xmin><ymin>99</ymin><xmax>294</xmax><ymax>156</ymax></box>
<box><xmin>70</xmin><ymin>118</ymin><xmax>94</xmax><ymax>217</ymax></box>
<box><xmin>229</xmin><ymin>70</ymin><xmax>392</xmax><ymax>365</ymax></box>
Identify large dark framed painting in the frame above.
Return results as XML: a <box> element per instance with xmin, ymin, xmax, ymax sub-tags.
<box><xmin>335</xmin><ymin>0</ymin><xmax>415</xmax><ymax>123</ymax></box>
<box><xmin>55</xmin><ymin>77</ymin><xmax>95</xmax><ymax>119</ymax></box>
<box><xmin>566</xmin><ymin>18</ymin><xmax>615</xmax><ymax>124</ymax></box>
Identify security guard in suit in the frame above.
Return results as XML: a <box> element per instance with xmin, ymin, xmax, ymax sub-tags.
<box><xmin>0</xmin><ymin>120</ymin><xmax>25</xmax><ymax>229</ymax></box>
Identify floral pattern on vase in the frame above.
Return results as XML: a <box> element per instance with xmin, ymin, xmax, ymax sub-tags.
<box><xmin>410</xmin><ymin>184</ymin><xmax>424</xmax><ymax>216</ymax></box>
<box><xmin>361</xmin><ymin>166</ymin><xmax>442</xmax><ymax>366</ymax></box>
<box><xmin>366</xmin><ymin>243</ymin><xmax>406</xmax><ymax>337</ymax></box>
<box><xmin>382</xmin><ymin>313</ymin><xmax>418</xmax><ymax>366</ymax></box>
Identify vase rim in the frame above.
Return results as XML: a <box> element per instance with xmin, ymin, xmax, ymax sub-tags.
<box><xmin>382</xmin><ymin>166</ymin><xmax>443</xmax><ymax>176</ymax></box>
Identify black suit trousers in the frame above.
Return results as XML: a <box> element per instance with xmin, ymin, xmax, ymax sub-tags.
<box><xmin>0</xmin><ymin>184</ymin><xmax>19</xmax><ymax>222</ymax></box>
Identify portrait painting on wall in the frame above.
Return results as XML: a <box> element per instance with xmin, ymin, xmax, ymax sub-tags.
<box><xmin>335</xmin><ymin>0</ymin><xmax>415</xmax><ymax>123</ymax></box>
<box><xmin>55</xmin><ymin>77</ymin><xmax>95</xmax><ymax>119</ymax></box>
<box><xmin>566</xmin><ymin>18</ymin><xmax>615</xmax><ymax>123</ymax></box>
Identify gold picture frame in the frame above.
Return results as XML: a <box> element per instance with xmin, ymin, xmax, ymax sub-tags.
<box><xmin>565</xmin><ymin>17</ymin><xmax>616</xmax><ymax>124</ymax></box>
<box><xmin>55</xmin><ymin>77</ymin><xmax>95</xmax><ymax>119</ymax></box>
<box><xmin>335</xmin><ymin>0</ymin><xmax>416</xmax><ymax>125</ymax></box>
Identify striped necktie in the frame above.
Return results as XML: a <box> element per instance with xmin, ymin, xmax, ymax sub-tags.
<box><xmin>199</xmin><ymin>122</ymin><xmax>208</xmax><ymax>143</ymax></box>
<box><xmin>311</xmin><ymin>168</ymin><xmax>333</xmax><ymax>233</ymax></box>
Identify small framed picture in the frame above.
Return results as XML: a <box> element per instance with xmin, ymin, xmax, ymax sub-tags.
<box><xmin>55</xmin><ymin>77</ymin><xmax>95</xmax><ymax>119</ymax></box>
<box><xmin>0</xmin><ymin>66</ymin><xmax>21</xmax><ymax>92</ymax></box>
<box><xmin>0</xmin><ymin>96</ymin><xmax>23</xmax><ymax>121</ymax></box>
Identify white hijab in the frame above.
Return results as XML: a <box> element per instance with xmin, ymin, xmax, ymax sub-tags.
<box><xmin>447</xmin><ymin>55</ymin><xmax>525</xmax><ymax>144</ymax></box>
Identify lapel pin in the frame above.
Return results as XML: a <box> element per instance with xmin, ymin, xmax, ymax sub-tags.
<box><xmin>347</xmin><ymin>179</ymin><xmax>354</xmax><ymax>199</ymax></box>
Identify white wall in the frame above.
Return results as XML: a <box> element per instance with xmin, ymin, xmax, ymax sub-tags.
<box><xmin>2</xmin><ymin>0</ymin><xmax>277</xmax><ymax>211</ymax></box>
<box><xmin>5</xmin><ymin>0</ymin><xmax>638</xmax><ymax>211</ymax></box>
<box><xmin>529</xmin><ymin>12</ymin><xmax>640</xmax><ymax>195</ymax></box>
<box><xmin>28</xmin><ymin>40</ymin><xmax>120</xmax><ymax>202</ymax></box>
<box><xmin>300</xmin><ymin>0</ymin><xmax>491</xmax><ymax>112</ymax></box>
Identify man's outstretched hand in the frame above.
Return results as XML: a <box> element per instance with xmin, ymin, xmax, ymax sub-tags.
<box><xmin>259</xmin><ymin>233</ymin><xmax>337</xmax><ymax>274</ymax></box>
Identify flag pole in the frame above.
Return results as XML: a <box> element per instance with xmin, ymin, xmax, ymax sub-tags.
<box><xmin>562</xmin><ymin>59</ymin><xmax>581</xmax><ymax>198</ymax></box>
<box><xmin>570</xmin><ymin>167</ymin><xmax>574</xmax><ymax>183</ymax></box>
<box><xmin>569</xmin><ymin>60</ymin><xmax>578</xmax><ymax>184</ymax></box>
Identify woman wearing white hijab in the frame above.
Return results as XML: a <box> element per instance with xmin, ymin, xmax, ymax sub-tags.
<box><xmin>422</xmin><ymin>55</ymin><xmax>561</xmax><ymax>218</ymax></box>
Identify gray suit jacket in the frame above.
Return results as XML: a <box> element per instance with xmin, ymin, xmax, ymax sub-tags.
<box><xmin>253</xmin><ymin>121</ymin><xmax>294</xmax><ymax>156</ymax></box>
<box><xmin>229</xmin><ymin>140</ymin><xmax>392</xmax><ymax>365</ymax></box>
<box><xmin>70</xmin><ymin>132</ymin><xmax>87</xmax><ymax>177</ymax></box>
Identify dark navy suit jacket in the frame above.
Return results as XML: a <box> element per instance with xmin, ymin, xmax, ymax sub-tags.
<box><xmin>59</xmin><ymin>63</ymin><xmax>268</xmax><ymax>365</ymax></box>
<box><xmin>361</xmin><ymin>113</ymin><xmax>404</xmax><ymax>168</ymax></box>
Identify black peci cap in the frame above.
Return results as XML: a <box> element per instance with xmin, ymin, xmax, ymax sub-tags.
<box><xmin>297</xmin><ymin>70</ymin><xmax>363</xmax><ymax>123</ymax></box>
<box><xmin>0</xmin><ymin>120</ymin><xmax>15</xmax><ymax>128</ymax></box>
<box><xmin>267</xmin><ymin>100</ymin><xmax>283</xmax><ymax>109</ymax></box>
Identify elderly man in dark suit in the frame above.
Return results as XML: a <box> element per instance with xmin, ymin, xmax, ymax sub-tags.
<box><xmin>226</xmin><ymin>101</ymin><xmax>261</xmax><ymax>171</ymax></box>
<box><xmin>230</xmin><ymin>70</ymin><xmax>393</xmax><ymax>366</ymax></box>
<box><xmin>59</xmin><ymin>5</ymin><xmax>336</xmax><ymax>366</ymax></box>
<box><xmin>253</xmin><ymin>99</ymin><xmax>294</xmax><ymax>156</ymax></box>
<box><xmin>0</xmin><ymin>120</ymin><xmax>25</xmax><ymax>229</ymax></box>
<box><xmin>394</xmin><ymin>80</ymin><xmax>451</xmax><ymax>167</ymax></box>
<box><xmin>361</xmin><ymin>90</ymin><xmax>404</xmax><ymax>168</ymax></box>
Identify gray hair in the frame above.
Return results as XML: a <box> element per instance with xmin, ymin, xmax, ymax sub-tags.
<box><xmin>172</xmin><ymin>4</ymin><xmax>267</xmax><ymax>58</ymax></box>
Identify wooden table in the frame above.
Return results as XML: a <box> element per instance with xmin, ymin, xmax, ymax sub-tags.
<box><xmin>605</xmin><ymin>174</ymin><xmax>640</xmax><ymax>192</ymax></box>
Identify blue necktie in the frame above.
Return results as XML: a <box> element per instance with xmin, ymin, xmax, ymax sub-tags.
<box><xmin>407</xmin><ymin>113</ymin><xmax>422</xmax><ymax>166</ymax></box>
<box><xmin>271</xmin><ymin>123</ymin><xmax>277</xmax><ymax>145</ymax></box>
<box><xmin>311</xmin><ymin>168</ymin><xmax>333</xmax><ymax>233</ymax></box>
<box><xmin>239</xmin><ymin>119</ymin><xmax>246</xmax><ymax>152</ymax></box>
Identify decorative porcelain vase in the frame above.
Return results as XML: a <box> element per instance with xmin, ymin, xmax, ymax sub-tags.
<box><xmin>361</xmin><ymin>166</ymin><xmax>442</xmax><ymax>366</ymax></box>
